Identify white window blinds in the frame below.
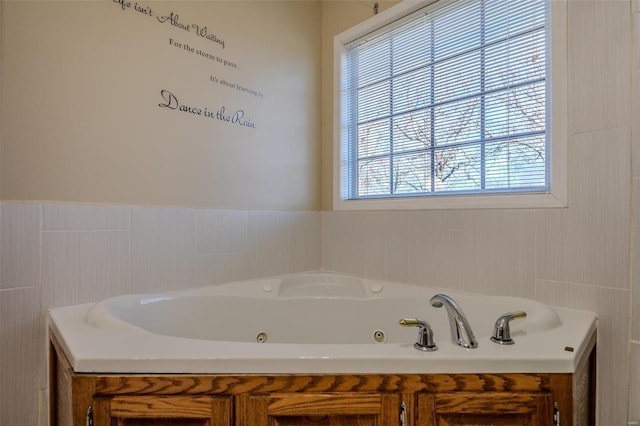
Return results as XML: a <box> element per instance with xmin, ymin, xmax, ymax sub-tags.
<box><xmin>340</xmin><ymin>0</ymin><xmax>550</xmax><ymax>200</ymax></box>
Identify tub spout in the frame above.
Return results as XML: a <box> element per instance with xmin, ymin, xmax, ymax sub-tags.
<box><xmin>430</xmin><ymin>294</ymin><xmax>478</xmax><ymax>349</ymax></box>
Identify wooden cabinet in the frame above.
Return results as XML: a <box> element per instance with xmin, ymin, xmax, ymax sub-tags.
<box><xmin>50</xmin><ymin>334</ymin><xmax>594</xmax><ymax>426</ymax></box>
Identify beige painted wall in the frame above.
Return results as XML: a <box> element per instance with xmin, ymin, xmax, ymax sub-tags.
<box><xmin>1</xmin><ymin>0</ymin><xmax>321</xmax><ymax>210</ymax></box>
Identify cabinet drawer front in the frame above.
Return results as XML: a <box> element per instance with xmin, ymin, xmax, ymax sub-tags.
<box><xmin>268</xmin><ymin>394</ymin><xmax>383</xmax><ymax>416</ymax></box>
<box><xmin>433</xmin><ymin>392</ymin><xmax>551</xmax><ymax>414</ymax></box>
<box><xmin>109</xmin><ymin>396</ymin><xmax>217</xmax><ymax>418</ymax></box>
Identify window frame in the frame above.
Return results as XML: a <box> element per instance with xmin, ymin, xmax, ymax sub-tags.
<box><xmin>333</xmin><ymin>0</ymin><xmax>567</xmax><ymax>210</ymax></box>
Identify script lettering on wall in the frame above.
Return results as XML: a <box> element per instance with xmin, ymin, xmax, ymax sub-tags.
<box><xmin>112</xmin><ymin>0</ymin><xmax>262</xmax><ymax>129</ymax></box>
<box><xmin>158</xmin><ymin>89</ymin><xmax>256</xmax><ymax>129</ymax></box>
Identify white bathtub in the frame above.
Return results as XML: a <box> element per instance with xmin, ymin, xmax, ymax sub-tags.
<box><xmin>48</xmin><ymin>272</ymin><xmax>597</xmax><ymax>375</ymax></box>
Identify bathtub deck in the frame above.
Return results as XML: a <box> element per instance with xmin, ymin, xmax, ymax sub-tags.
<box><xmin>48</xmin><ymin>297</ymin><xmax>598</xmax><ymax>375</ymax></box>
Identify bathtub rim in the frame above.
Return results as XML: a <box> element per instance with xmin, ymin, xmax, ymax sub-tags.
<box><xmin>48</xmin><ymin>272</ymin><xmax>598</xmax><ymax>376</ymax></box>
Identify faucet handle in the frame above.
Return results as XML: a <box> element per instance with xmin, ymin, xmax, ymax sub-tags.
<box><xmin>399</xmin><ymin>318</ymin><xmax>437</xmax><ymax>352</ymax></box>
<box><xmin>490</xmin><ymin>311</ymin><xmax>527</xmax><ymax>345</ymax></box>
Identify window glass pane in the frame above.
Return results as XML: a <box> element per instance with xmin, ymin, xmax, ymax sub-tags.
<box><xmin>392</xmin><ymin>19</ymin><xmax>431</xmax><ymax>75</ymax></box>
<box><xmin>484</xmin><ymin>30</ymin><xmax>546</xmax><ymax>92</ymax></box>
<box><xmin>355</xmin><ymin>39</ymin><xmax>390</xmax><ymax>87</ymax></box>
<box><xmin>484</xmin><ymin>135</ymin><xmax>546</xmax><ymax>189</ymax></box>
<box><xmin>433</xmin><ymin>98</ymin><xmax>481</xmax><ymax>146</ymax></box>
<box><xmin>392</xmin><ymin>69</ymin><xmax>430</xmax><ymax>114</ymax></box>
<box><xmin>433</xmin><ymin>51</ymin><xmax>481</xmax><ymax>103</ymax></box>
<box><xmin>433</xmin><ymin>1</ymin><xmax>481</xmax><ymax>61</ymax></box>
<box><xmin>358</xmin><ymin>119</ymin><xmax>390</xmax><ymax>158</ymax></box>
<box><xmin>358</xmin><ymin>157</ymin><xmax>390</xmax><ymax>196</ymax></box>
<box><xmin>393</xmin><ymin>110</ymin><xmax>431</xmax><ymax>154</ymax></box>
<box><xmin>484</xmin><ymin>0</ymin><xmax>546</xmax><ymax>44</ymax></box>
<box><xmin>358</xmin><ymin>80</ymin><xmax>390</xmax><ymax>122</ymax></box>
<box><xmin>434</xmin><ymin>145</ymin><xmax>482</xmax><ymax>191</ymax></box>
<box><xmin>393</xmin><ymin>152</ymin><xmax>431</xmax><ymax>193</ymax></box>
<box><xmin>484</xmin><ymin>81</ymin><xmax>546</xmax><ymax>138</ymax></box>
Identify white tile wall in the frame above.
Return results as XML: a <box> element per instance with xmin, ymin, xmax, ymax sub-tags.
<box><xmin>536</xmin><ymin>126</ymin><xmax>631</xmax><ymax>289</ymax></box>
<box><xmin>363</xmin><ymin>211</ymin><xmax>409</xmax><ymax>282</ymax></box>
<box><xmin>248</xmin><ymin>210</ymin><xmax>291</xmax><ymax>278</ymax></box>
<box><xmin>196</xmin><ymin>252</ymin><xmax>251</xmax><ymax>286</ymax></box>
<box><xmin>1</xmin><ymin>203</ymin><xmax>41</xmax><ymax>289</ymax></box>
<box><xmin>407</xmin><ymin>210</ymin><xmax>465</xmax><ymax>289</ymax></box>
<box><xmin>535</xmin><ymin>280</ymin><xmax>630</xmax><ymax>425</ymax></box>
<box><xmin>288</xmin><ymin>211</ymin><xmax>321</xmax><ymax>273</ymax></box>
<box><xmin>43</xmin><ymin>203</ymin><xmax>129</xmax><ymax>231</ymax></box>
<box><xmin>462</xmin><ymin>210</ymin><xmax>535</xmax><ymax>297</ymax></box>
<box><xmin>631</xmin><ymin>4</ymin><xmax>640</xmax><ymax>374</ymax></box>
<box><xmin>631</xmin><ymin>342</ymin><xmax>640</xmax><ymax>423</ymax></box>
<box><xmin>407</xmin><ymin>209</ymin><xmax>465</xmax><ymax>230</ymax></box>
<box><xmin>192</xmin><ymin>210</ymin><xmax>322</xmax><ymax>286</ymax></box>
<box><xmin>568</xmin><ymin>0</ymin><xmax>630</xmax><ymax>134</ymax></box>
<box><xmin>408</xmin><ymin>227</ymin><xmax>463</xmax><ymax>289</ymax></box>
<box><xmin>633</xmin><ymin>9</ymin><xmax>640</xmax><ymax>177</ymax></box>
<box><xmin>324</xmin><ymin>210</ymin><xmax>366</xmax><ymax>246</ymax></box>
<box><xmin>322</xmin><ymin>237</ymin><xmax>365</xmax><ymax>276</ymax></box>
<box><xmin>0</xmin><ymin>289</ymin><xmax>2</xmax><ymax>426</ymax></box>
<box><xmin>634</xmin><ymin>178</ymin><xmax>640</xmax><ymax>342</ymax></box>
<box><xmin>0</xmin><ymin>201</ymin><xmax>321</xmax><ymax>426</ymax></box>
<box><xmin>42</xmin><ymin>230</ymin><xmax>131</xmax><ymax>308</ymax></box>
<box><xmin>41</xmin><ymin>203</ymin><xmax>132</xmax><ymax>307</ymax></box>
<box><xmin>0</xmin><ymin>287</ymin><xmax>41</xmax><ymax>426</ymax></box>
<box><xmin>196</xmin><ymin>209</ymin><xmax>248</xmax><ymax>255</ymax></box>
<box><xmin>321</xmin><ymin>211</ymin><xmax>365</xmax><ymax>275</ymax></box>
<box><xmin>131</xmin><ymin>207</ymin><xmax>196</xmax><ymax>293</ymax></box>
<box><xmin>195</xmin><ymin>209</ymin><xmax>249</xmax><ymax>287</ymax></box>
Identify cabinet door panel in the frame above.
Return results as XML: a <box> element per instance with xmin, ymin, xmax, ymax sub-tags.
<box><xmin>417</xmin><ymin>392</ymin><xmax>554</xmax><ymax>426</ymax></box>
<box><xmin>94</xmin><ymin>396</ymin><xmax>231</xmax><ymax>426</ymax></box>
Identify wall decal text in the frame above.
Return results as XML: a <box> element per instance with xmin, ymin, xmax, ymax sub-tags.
<box><xmin>169</xmin><ymin>38</ymin><xmax>239</xmax><ymax>70</ymax></box>
<box><xmin>210</xmin><ymin>76</ymin><xmax>264</xmax><ymax>98</ymax></box>
<box><xmin>158</xmin><ymin>89</ymin><xmax>256</xmax><ymax>129</ymax></box>
<box><xmin>113</xmin><ymin>0</ymin><xmax>226</xmax><ymax>50</ymax></box>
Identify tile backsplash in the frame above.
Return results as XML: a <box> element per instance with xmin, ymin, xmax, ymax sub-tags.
<box><xmin>0</xmin><ymin>199</ymin><xmax>638</xmax><ymax>425</ymax></box>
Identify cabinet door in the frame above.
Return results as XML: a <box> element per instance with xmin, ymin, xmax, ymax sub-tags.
<box><xmin>93</xmin><ymin>395</ymin><xmax>232</xmax><ymax>426</ymax></box>
<box><xmin>417</xmin><ymin>392</ymin><xmax>554</xmax><ymax>426</ymax></box>
<box><xmin>235</xmin><ymin>392</ymin><xmax>400</xmax><ymax>426</ymax></box>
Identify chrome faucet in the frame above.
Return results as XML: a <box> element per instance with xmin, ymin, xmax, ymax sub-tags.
<box><xmin>430</xmin><ymin>294</ymin><xmax>478</xmax><ymax>349</ymax></box>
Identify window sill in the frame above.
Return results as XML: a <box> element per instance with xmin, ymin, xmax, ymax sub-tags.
<box><xmin>333</xmin><ymin>191</ymin><xmax>567</xmax><ymax>211</ymax></box>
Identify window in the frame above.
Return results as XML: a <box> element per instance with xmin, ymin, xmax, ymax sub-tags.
<box><xmin>334</xmin><ymin>0</ymin><xmax>567</xmax><ymax>210</ymax></box>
